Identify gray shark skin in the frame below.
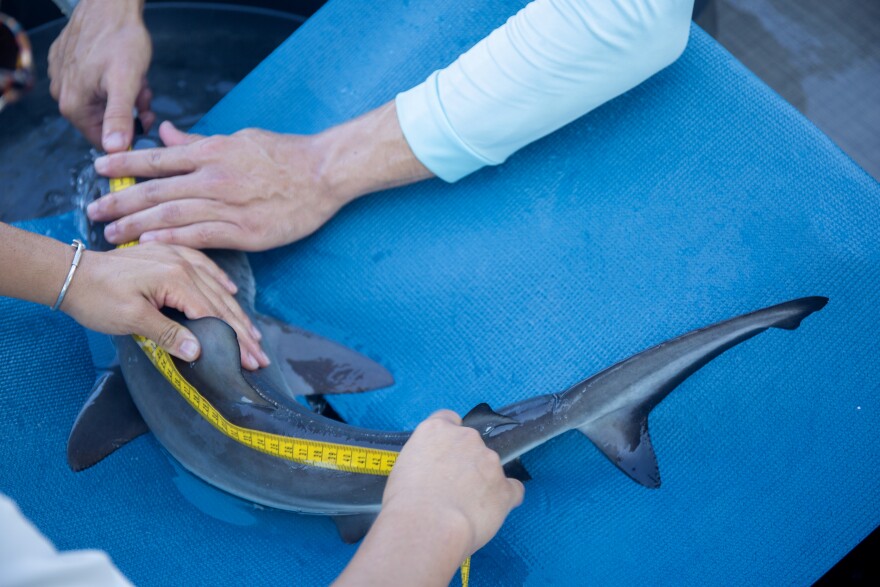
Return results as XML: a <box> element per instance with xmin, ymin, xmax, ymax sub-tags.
<box><xmin>112</xmin><ymin>296</ymin><xmax>827</xmax><ymax>525</ymax></box>
<box><xmin>68</xmin><ymin>139</ymin><xmax>828</xmax><ymax>541</ymax></box>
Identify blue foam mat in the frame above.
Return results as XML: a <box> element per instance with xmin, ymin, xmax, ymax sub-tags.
<box><xmin>3</xmin><ymin>0</ymin><xmax>880</xmax><ymax>585</ymax></box>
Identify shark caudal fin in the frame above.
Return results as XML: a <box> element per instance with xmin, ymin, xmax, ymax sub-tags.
<box><xmin>574</xmin><ymin>296</ymin><xmax>828</xmax><ymax>488</ymax></box>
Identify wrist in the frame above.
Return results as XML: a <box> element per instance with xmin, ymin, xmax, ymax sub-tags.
<box><xmin>58</xmin><ymin>249</ymin><xmax>98</xmax><ymax>317</ymax></box>
<box><xmin>75</xmin><ymin>0</ymin><xmax>145</xmax><ymax>24</ymax></box>
<box><xmin>378</xmin><ymin>500</ymin><xmax>474</xmax><ymax>562</ymax></box>
<box><xmin>312</xmin><ymin>101</ymin><xmax>433</xmax><ymax>208</ymax></box>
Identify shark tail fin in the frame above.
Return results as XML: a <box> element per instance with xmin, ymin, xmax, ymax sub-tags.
<box><xmin>573</xmin><ymin>296</ymin><xmax>828</xmax><ymax>488</ymax></box>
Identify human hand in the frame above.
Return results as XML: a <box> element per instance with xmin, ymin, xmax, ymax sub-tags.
<box><xmin>61</xmin><ymin>242</ymin><xmax>269</xmax><ymax>370</ymax></box>
<box><xmin>86</xmin><ymin>121</ymin><xmax>348</xmax><ymax>251</ymax></box>
<box><xmin>87</xmin><ymin>102</ymin><xmax>433</xmax><ymax>251</ymax></box>
<box><xmin>382</xmin><ymin>410</ymin><xmax>524</xmax><ymax>558</ymax></box>
<box><xmin>48</xmin><ymin>0</ymin><xmax>153</xmax><ymax>151</ymax></box>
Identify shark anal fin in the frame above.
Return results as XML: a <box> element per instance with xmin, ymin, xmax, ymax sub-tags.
<box><xmin>332</xmin><ymin>513</ymin><xmax>378</xmax><ymax>544</ymax></box>
<box><xmin>255</xmin><ymin>314</ymin><xmax>394</xmax><ymax>396</ymax></box>
<box><xmin>462</xmin><ymin>403</ymin><xmax>521</xmax><ymax>436</ymax></box>
<box><xmin>578</xmin><ymin>412</ymin><xmax>660</xmax><ymax>489</ymax></box>
<box><xmin>67</xmin><ymin>366</ymin><xmax>148</xmax><ymax>472</ymax></box>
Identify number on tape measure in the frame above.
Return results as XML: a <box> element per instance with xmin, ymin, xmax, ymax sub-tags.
<box><xmin>133</xmin><ymin>335</ymin><xmax>398</xmax><ymax>475</ymax></box>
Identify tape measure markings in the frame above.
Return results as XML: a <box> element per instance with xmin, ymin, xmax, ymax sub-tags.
<box><xmin>109</xmin><ymin>173</ymin><xmax>471</xmax><ymax>584</ymax></box>
<box><xmin>133</xmin><ymin>334</ymin><xmax>398</xmax><ymax>475</ymax></box>
<box><xmin>109</xmin><ymin>174</ymin><xmax>398</xmax><ymax>476</ymax></box>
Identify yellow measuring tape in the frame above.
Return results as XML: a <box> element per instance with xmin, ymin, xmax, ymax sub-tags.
<box><xmin>109</xmin><ymin>174</ymin><xmax>470</xmax><ymax>584</ymax></box>
<box><xmin>110</xmin><ymin>176</ymin><xmax>399</xmax><ymax>476</ymax></box>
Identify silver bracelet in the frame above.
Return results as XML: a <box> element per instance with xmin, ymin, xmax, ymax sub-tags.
<box><xmin>51</xmin><ymin>239</ymin><xmax>86</xmax><ymax>311</ymax></box>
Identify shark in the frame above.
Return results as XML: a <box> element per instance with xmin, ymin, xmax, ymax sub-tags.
<box><xmin>68</xmin><ymin>139</ymin><xmax>828</xmax><ymax>542</ymax></box>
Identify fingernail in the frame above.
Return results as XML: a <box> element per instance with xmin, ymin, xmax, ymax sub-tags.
<box><xmin>87</xmin><ymin>201</ymin><xmax>99</xmax><ymax>218</ymax></box>
<box><xmin>103</xmin><ymin>132</ymin><xmax>125</xmax><ymax>151</ymax></box>
<box><xmin>94</xmin><ymin>157</ymin><xmax>108</xmax><ymax>173</ymax></box>
<box><xmin>260</xmin><ymin>350</ymin><xmax>271</xmax><ymax>365</ymax></box>
<box><xmin>104</xmin><ymin>223</ymin><xmax>117</xmax><ymax>240</ymax></box>
<box><xmin>250</xmin><ymin>325</ymin><xmax>262</xmax><ymax>340</ymax></box>
<box><xmin>140</xmin><ymin>232</ymin><xmax>157</xmax><ymax>243</ymax></box>
<box><xmin>180</xmin><ymin>339</ymin><xmax>199</xmax><ymax>361</ymax></box>
<box><xmin>248</xmin><ymin>353</ymin><xmax>260</xmax><ymax>369</ymax></box>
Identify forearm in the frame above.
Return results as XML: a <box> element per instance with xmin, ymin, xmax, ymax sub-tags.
<box><xmin>397</xmin><ymin>0</ymin><xmax>694</xmax><ymax>182</ymax></box>
<box><xmin>332</xmin><ymin>504</ymin><xmax>470</xmax><ymax>587</ymax></box>
<box><xmin>0</xmin><ymin>223</ymin><xmax>76</xmax><ymax>308</ymax></box>
<box><xmin>70</xmin><ymin>0</ymin><xmax>145</xmax><ymax>15</ymax></box>
<box><xmin>313</xmin><ymin>101</ymin><xmax>434</xmax><ymax>210</ymax></box>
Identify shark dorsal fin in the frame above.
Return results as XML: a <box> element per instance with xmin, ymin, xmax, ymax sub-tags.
<box><xmin>578</xmin><ymin>411</ymin><xmax>661</xmax><ymax>489</ymax></box>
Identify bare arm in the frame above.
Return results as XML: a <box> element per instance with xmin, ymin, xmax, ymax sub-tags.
<box><xmin>88</xmin><ymin>101</ymin><xmax>431</xmax><ymax>250</ymax></box>
<box><xmin>87</xmin><ymin>0</ymin><xmax>692</xmax><ymax>251</ymax></box>
<box><xmin>0</xmin><ymin>223</ymin><xmax>267</xmax><ymax>368</ymax></box>
<box><xmin>333</xmin><ymin>410</ymin><xmax>524</xmax><ymax>587</ymax></box>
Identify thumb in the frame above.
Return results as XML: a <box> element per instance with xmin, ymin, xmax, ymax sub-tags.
<box><xmin>159</xmin><ymin>120</ymin><xmax>205</xmax><ymax>147</ymax></box>
<box><xmin>140</xmin><ymin>311</ymin><xmax>201</xmax><ymax>362</ymax></box>
<box><xmin>101</xmin><ymin>69</ymin><xmax>142</xmax><ymax>153</ymax></box>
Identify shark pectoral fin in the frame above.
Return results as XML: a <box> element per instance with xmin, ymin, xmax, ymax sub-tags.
<box><xmin>332</xmin><ymin>513</ymin><xmax>378</xmax><ymax>544</ymax></box>
<box><xmin>255</xmin><ymin>314</ymin><xmax>394</xmax><ymax>395</ymax></box>
<box><xmin>67</xmin><ymin>366</ymin><xmax>149</xmax><ymax>472</ymax></box>
<box><xmin>578</xmin><ymin>411</ymin><xmax>660</xmax><ymax>489</ymax></box>
<box><xmin>503</xmin><ymin>458</ymin><xmax>533</xmax><ymax>482</ymax></box>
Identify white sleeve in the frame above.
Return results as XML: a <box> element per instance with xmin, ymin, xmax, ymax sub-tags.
<box><xmin>0</xmin><ymin>494</ymin><xmax>134</xmax><ymax>587</ymax></box>
<box><xmin>396</xmin><ymin>0</ymin><xmax>694</xmax><ymax>182</ymax></box>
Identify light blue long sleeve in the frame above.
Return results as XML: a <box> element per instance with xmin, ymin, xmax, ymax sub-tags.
<box><xmin>396</xmin><ymin>0</ymin><xmax>694</xmax><ymax>182</ymax></box>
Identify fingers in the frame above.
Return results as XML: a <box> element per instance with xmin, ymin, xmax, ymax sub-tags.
<box><xmin>101</xmin><ymin>67</ymin><xmax>145</xmax><ymax>152</ymax></box>
<box><xmin>60</xmin><ymin>94</ymin><xmax>105</xmax><ymax>148</ymax></box>
<box><xmin>506</xmin><ymin>478</ymin><xmax>525</xmax><ymax>509</ymax></box>
<box><xmin>137</xmin><ymin>307</ymin><xmax>202</xmax><ymax>362</ymax></box>
<box><xmin>427</xmin><ymin>409</ymin><xmax>463</xmax><ymax>426</ymax></box>
<box><xmin>139</xmin><ymin>222</ymin><xmax>254</xmax><ymax>251</ymax></box>
<box><xmin>94</xmin><ymin>144</ymin><xmax>196</xmax><ymax>179</ymax></box>
<box><xmin>87</xmin><ymin>174</ymin><xmax>206</xmax><ymax>223</ymax></box>
<box><xmin>159</xmin><ymin>120</ymin><xmax>205</xmax><ymax>146</ymax></box>
<box><xmin>176</xmin><ymin>252</ymin><xmax>267</xmax><ymax>370</ymax></box>
<box><xmin>422</xmin><ymin>409</ymin><xmax>522</xmax><ymax>508</ymax></box>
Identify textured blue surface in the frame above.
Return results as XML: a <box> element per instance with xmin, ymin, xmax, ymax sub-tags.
<box><xmin>3</xmin><ymin>0</ymin><xmax>880</xmax><ymax>585</ymax></box>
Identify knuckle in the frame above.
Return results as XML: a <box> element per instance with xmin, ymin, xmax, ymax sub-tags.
<box><xmin>235</xmin><ymin>128</ymin><xmax>256</xmax><ymax>140</ymax></box>
<box><xmin>461</xmin><ymin>426</ymin><xmax>483</xmax><ymax>443</ymax></box>
<box><xmin>99</xmin><ymin>195</ymin><xmax>116</xmax><ymax>214</ymax></box>
<box><xmin>197</xmin><ymin>136</ymin><xmax>225</xmax><ymax>156</ymax></box>
<box><xmin>115</xmin><ymin>218</ymin><xmax>136</xmax><ymax>236</ymax></box>
<box><xmin>159</xmin><ymin>202</ymin><xmax>181</xmax><ymax>223</ymax></box>
<box><xmin>143</xmin><ymin>180</ymin><xmax>163</xmax><ymax>205</ymax></box>
<box><xmin>195</xmin><ymin>226</ymin><xmax>218</xmax><ymax>247</ymax></box>
<box><xmin>58</xmin><ymin>97</ymin><xmax>77</xmax><ymax>118</ymax></box>
<box><xmin>480</xmin><ymin>449</ymin><xmax>502</xmax><ymax>469</ymax></box>
<box><xmin>417</xmin><ymin>419</ymin><xmax>445</xmax><ymax>435</ymax></box>
<box><xmin>148</xmin><ymin>149</ymin><xmax>163</xmax><ymax>169</ymax></box>
<box><xmin>166</xmin><ymin>262</ymin><xmax>187</xmax><ymax>281</ymax></box>
<box><xmin>156</xmin><ymin>322</ymin><xmax>179</xmax><ymax>348</ymax></box>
